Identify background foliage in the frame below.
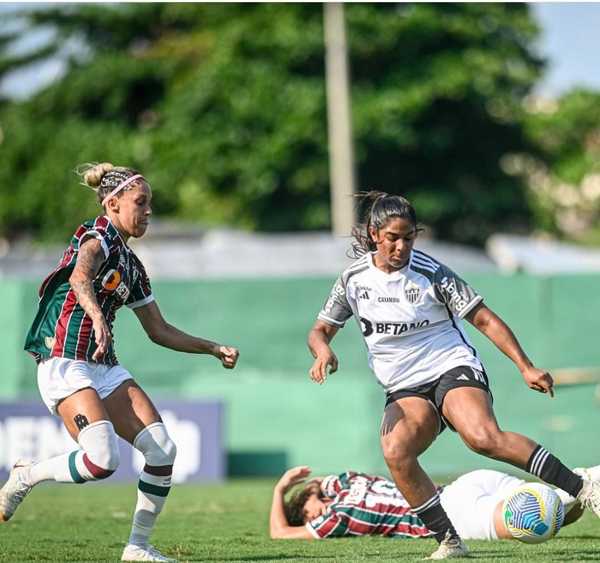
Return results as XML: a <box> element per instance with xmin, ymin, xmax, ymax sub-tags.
<box><xmin>506</xmin><ymin>90</ymin><xmax>600</xmax><ymax>244</ymax></box>
<box><xmin>1</xmin><ymin>3</ymin><xmax>595</xmax><ymax>246</ymax></box>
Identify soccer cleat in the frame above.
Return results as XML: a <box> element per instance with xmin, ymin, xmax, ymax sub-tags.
<box><xmin>0</xmin><ymin>461</ymin><xmax>33</xmax><ymax>522</ymax></box>
<box><xmin>425</xmin><ymin>533</ymin><xmax>470</xmax><ymax>559</ymax></box>
<box><xmin>121</xmin><ymin>544</ymin><xmax>178</xmax><ymax>562</ymax></box>
<box><xmin>574</xmin><ymin>465</ymin><xmax>600</xmax><ymax>482</ymax></box>
<box><xmin>575</xmin><ymin>478</ymin><xmax>600</xmax><ymax>518</ymax></box>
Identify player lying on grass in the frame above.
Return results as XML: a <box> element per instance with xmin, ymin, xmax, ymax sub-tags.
<box><xmin>270</xmin><ymin>465</ymin><xmax>599</xmax><ymax>541</ymax></box>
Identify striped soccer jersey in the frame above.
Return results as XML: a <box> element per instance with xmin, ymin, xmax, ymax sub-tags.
<box><xmin>317</xmin><ymin>250</ymin><xmax>484</xmax><ymax>392</ymax></box>
<box><xmin>307</xmin><ymin>471</ymin><xmax>434</xmax><ymax>539</ymax></box>
<box><xmin>24</xmin><ymin>215</ymin><xmax>154</xmax><ymax>365</ymax></box>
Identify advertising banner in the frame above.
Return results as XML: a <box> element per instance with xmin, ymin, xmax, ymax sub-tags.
<box><xmin>0</xmin><ymin>401</ymin><xmax>224</xmax><ymax>482</ymax></box>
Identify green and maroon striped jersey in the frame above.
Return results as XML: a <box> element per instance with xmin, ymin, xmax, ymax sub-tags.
<box><xmin>24</xmin><ymin>215</ymin><xmax>154</xmax><ymax>365</ymax></box>
<box><xmin>307</xmin><ymin>472</ymin><xmax>435</xmax><ymax>539</ymax></box>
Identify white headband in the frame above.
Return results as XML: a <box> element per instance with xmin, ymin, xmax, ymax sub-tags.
<box><xmin>101</xmin><ymin>174</ymin><xmax>145</xmax><ymax>207</ymax></box>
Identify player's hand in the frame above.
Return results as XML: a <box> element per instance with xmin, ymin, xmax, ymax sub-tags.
<box><xmin>216</xmin><ymin>345</ymin><xmax>239</xmax><ymax>369</ymax></box>
<box><xmin>276</xmin><ymin>466</ymin><xmax>312</xmax><ymax>493</ymax></box>
<box><xmin>91</xmin><ymin>317</ymin><xmax>112</xmax><ymax>361</ymax></box>
<box><xmin>522</xmin><ymin>366</ymin><xmax>554</xmax><ymax>398</ymax></box>
<box><xmin>309</xmin><ymin>351</ymin><xmax>338</xmax><ymax>384</ymax></box>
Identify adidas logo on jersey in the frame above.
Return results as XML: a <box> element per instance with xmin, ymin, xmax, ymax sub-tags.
<box><xmin>358</xmin><ymin>291</ymin><xmax>370</xmax><ymax>300</ymax></box>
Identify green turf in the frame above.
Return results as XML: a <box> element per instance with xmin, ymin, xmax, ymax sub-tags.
<box><xmin>0</xmin><ymin>479</ymin><xmax>599</xmax><ymax>562</ymax></box>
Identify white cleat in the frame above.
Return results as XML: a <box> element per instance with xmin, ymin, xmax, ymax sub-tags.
<box><xmin>0</xmin><ymin>461</ymin><xmax>33</xmax><ymax>522</ymax></box>
<box><xmin>575</xmin><ymin>478</ymin><xmax>600</xmax><ymax>518</ymax></box>
<box><xmin>121</xmin><ymin>544</ymin><xmax>178</xmax><ymax>562</ymax></box>
<box><xmin>574</xmin><ymin>465</ymin><xmax>600</xmax><ymax>482</ymax></box>
<box><xmin>425</xmin><ymin>533</ymin><xmax>470</xmax><ymax>559</ymax></box>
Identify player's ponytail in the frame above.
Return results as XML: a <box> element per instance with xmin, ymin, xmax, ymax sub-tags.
<box><xmin>77</xmin><ymin>162</ymin><xmax>143</xmax><ymax>207</ymax></box>
<box><xmin>350</xmin><ymin>191</ymin><xmax>420</xmax><ymax>258</ymax></box>
<box><xmin>81</xmin><ymin>162</ymin><xmax>115</xmax><ymax>189</ymax></box>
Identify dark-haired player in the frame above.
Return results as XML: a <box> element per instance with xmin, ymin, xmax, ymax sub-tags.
<box><xmin>270</xmin><ymin>465</ymin><xmax>596</xmax><ymax>542</ymax></box>
<box><xmin>307</xmin><ymin>191</ymin><xmax>600</xmax><ymax>559</ymax></box>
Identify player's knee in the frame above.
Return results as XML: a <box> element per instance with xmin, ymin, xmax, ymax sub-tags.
<box><xmin>133</xmin><ymin>422</ymin><xmax>177</xmax><ymax>467</ymax></box>
<box><xmin>78</xmin><ymin>420</ymin><xmax>120</xmax><ymax>478</ymax></box>
<box><xmin>381</xmin><ymin>441</ymin><xmax>414</xmax><ymax>470</ymax></box>
<box><xmin>463</xmin><ymin>427</ymin><xmax>501</xmax><ymax>457</ymax></box>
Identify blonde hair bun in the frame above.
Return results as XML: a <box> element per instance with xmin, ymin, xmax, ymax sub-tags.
<box><xmin>82</xmin><ymin>162</ymin><xmax>115</xmax><ymax>188</ymax></box>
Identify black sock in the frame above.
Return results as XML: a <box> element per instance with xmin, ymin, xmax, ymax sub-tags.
<box><xmin>413</xmin><ymin>493</ymin><xmax>459</xmax><ymax>543</ymax></box>
<box><xmin>526</xmin><ymin>444</ymin><xmax>583</xmax><ymax>497</ymax></box>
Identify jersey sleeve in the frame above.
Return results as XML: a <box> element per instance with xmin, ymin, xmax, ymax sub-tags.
<box><xmin>321</xmin><ymin>475</ymin><xmax>344</xmax><ymax>498</ymax></box>
<box><xmin>321</xmin><ymin>471</ymin><xmax>364</xmax><ymax>498</ymax></box>
<box><xmin>317</xmin><ymin>277</ymin><xmax>353</xmax><ymax>327</ymax></box>
<box><xmin>306</xmin><ymin>508</ymin><xmax>348</xmax><ymax>538</ymax></box>
<box><xmin>77</xmin><ymin>221</ymin><xmax>115</xmax><ymax>260</ymax></box>
<box><xmin>433</xmin><ymin>264</ymin><xmax>483</xmax><ymax>318</ymax></box>
<box><xmin>126</xmin><ymin>256</ymin><xmax>155</xmax><ymax>309</ymax></box>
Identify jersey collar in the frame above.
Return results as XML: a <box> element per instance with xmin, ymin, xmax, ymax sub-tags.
<box><xmin>103</xmin><ymin>215</ymin><xmax>130</xmax><ymax>250</ymax></box>
<box><xmin>367</xmin><ymin>251</ymin><xmax>411</xmax><ymax>281</ymax></box>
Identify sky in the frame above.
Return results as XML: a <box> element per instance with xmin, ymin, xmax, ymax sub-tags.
<box><xmin>530</xmin><ymin>3</ymin><xmax>600</xmax><ymax>96</ymax></box>
<box><xmin>1</xmin><ymin>3</ymin><xmax>600</xmax><ymax>99</ymax></box>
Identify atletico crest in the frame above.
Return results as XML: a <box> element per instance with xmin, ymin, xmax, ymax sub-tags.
<box><xmin>404</xmin><ymin>282</ymin><xmax>421</xmax><ymax>304</ymax></box>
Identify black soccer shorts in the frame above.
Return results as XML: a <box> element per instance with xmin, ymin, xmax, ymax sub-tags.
<box><xmin>384</xmin><ymin>365</ymin><xmax>493</xmax><ymax>434</ymax></box>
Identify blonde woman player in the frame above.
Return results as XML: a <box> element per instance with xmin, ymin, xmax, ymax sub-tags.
<box><xmin>0</xmin><ymin>163</ymin><xmax>239</xmax><ymax>562</ymax></box>
<box><xmin>307</xmin><ymin>191</ymin><xmax>600</xmax><ymax>559</ymax></box>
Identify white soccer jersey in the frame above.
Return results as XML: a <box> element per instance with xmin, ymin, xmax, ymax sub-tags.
<box><xmin>317</xmin><ymin>249</ymin><xmax>484</xmax><ymax>392</ymax></box>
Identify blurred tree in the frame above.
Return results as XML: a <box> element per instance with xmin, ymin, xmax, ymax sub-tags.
<box><xmin>503</xmin><ymin>89</ymin><xmax>600</xmax><ymax>244</ymax></box>
<box><xmin>0</xmin><ymin>3</ymin><xmax>543</xmax><ymax>244</ymax></box>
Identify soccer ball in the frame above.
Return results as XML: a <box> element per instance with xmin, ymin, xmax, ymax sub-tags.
<box><xmin>502</xmin><ymin>483</ymin><xmax>565</xmax><ymax>544</ymax></box>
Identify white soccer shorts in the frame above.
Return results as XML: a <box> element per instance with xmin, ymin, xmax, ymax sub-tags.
<box><xmin>37</xmin><ymin>357</ymin><xmax>133</xmax><ymax>415</ymax></box>
<box><xmin>440</xmin><ymin>469</ymin><xmax>526</xmax><ymax>540</ymax></box>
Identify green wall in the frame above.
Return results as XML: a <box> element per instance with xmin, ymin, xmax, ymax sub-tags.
<box><xmin>3</xmin><ymin>274</ymin><xmax>600</xmax><ymax>477</ymax></box>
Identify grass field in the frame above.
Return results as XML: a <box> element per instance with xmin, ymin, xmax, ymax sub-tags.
<box><xmin>1</xmin><ymin>479</ymin><xmax>599</xmax><ymax>562</ymax></box>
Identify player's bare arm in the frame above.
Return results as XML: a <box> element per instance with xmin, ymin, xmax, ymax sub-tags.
<box><xmin>133</xmin><ymin>300</ymin><xmax>239</xmax><ymax>369</ymax></box>
<box><xmin>270</xmin><ymin>466</ymin><xmax>314</xmax><ymax>540</ymax></box>
<box><xmin>307</xmin><ymin>320</ymin><xmax>339</xmax><ymax>384</ymax></box>
<box><xmin>466</xmin><ymin>302</ymin><xmax>554</xmax><ymax>397</ymax></box>
<box><xmin>69</xmin><ymin>237</ymin><xmax>111</xmax><ymax>361</ymax></box>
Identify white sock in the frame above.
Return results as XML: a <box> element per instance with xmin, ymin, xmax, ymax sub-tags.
<box><xmin>128</xmin><ymin>470</ymin><xmax>172</xmax><ymax>547</ymax></box>
<box><xmin>28</xmin><ymin>450</ymin><xmax>96</xmax><ymax>485</ymax></box>
<box><xmin>28</xmin><ymin>421</ymin><xmax>119</xmax><ymax>485</ymax></box>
